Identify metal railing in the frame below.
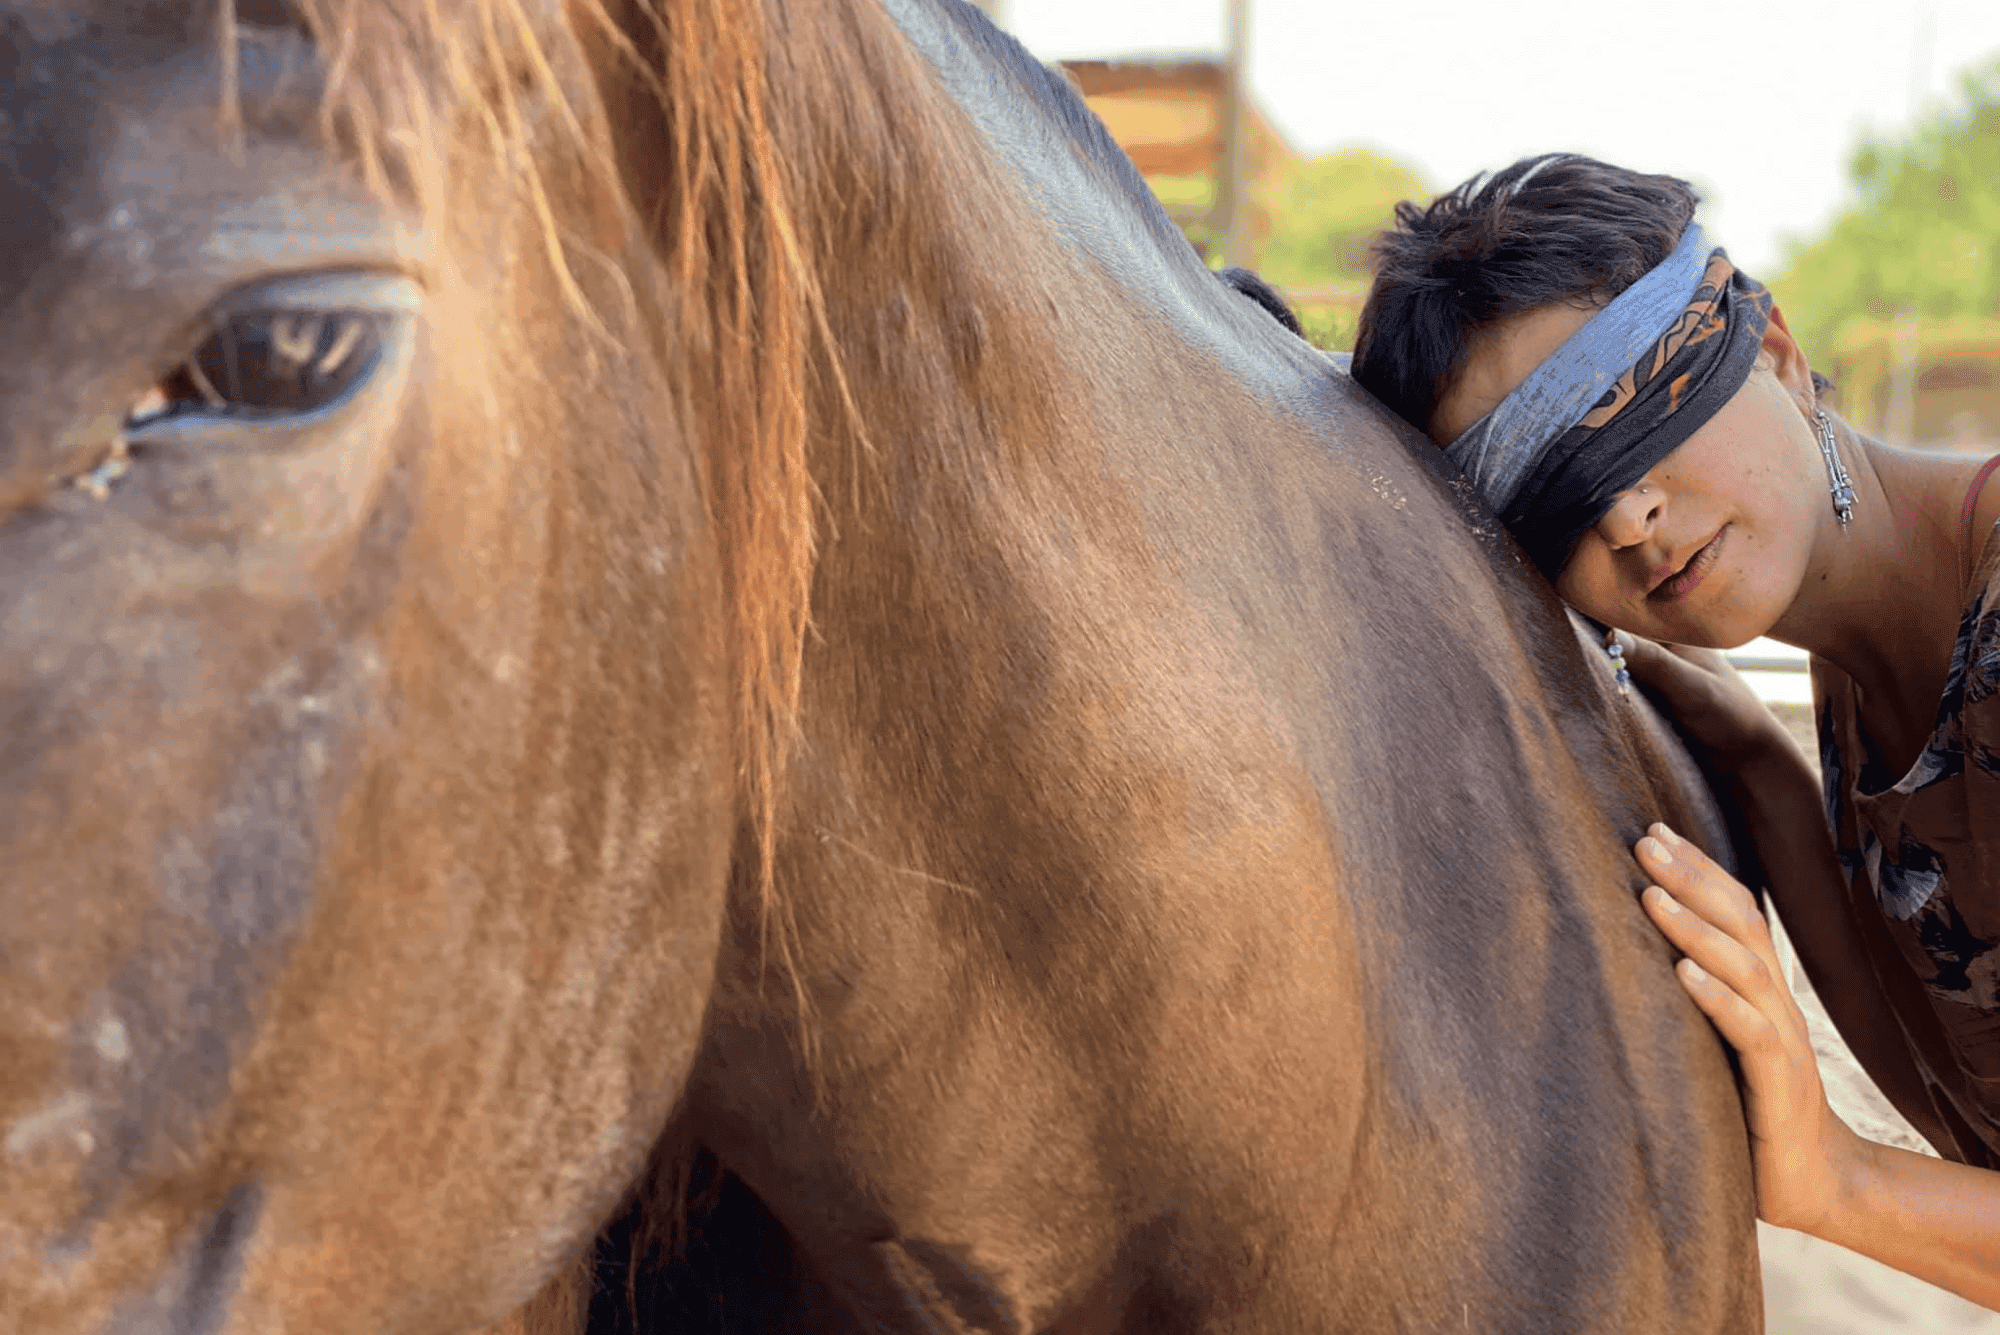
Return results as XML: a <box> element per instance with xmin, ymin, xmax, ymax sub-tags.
<box><xmin>1725</xmin><ymin>652</ymin><xmax>1810</xmax><ymax>674</ymax></box>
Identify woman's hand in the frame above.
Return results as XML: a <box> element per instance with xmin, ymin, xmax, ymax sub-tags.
<box><xmin>1636</xmin><ymin>822</ymin><xmax>1865</xmax><ymax>1234</ymax></box>
<box><xmin>1613</xmin><ymin>631</ymin><xmax>1791</xmax><ymax>767</ymax></box>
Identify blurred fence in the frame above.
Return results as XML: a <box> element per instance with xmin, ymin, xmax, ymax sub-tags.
<box><xmin>1824</xmin><ymin>316</ymin><xmax>2000</xmax><ymax>451</ymax></box>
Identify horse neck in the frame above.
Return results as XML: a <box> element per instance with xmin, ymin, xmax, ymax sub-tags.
<box><xmin>774</xmin><ymin>14</ymin><xmax>1170</xmax><ymax>603</ymax></box>
<box><xmin>766</xmin><ymin>0</ymin><xmax>1276</xmax><ymax>543</ymax></box>
<box><xmin>747</xmin><ymin>4</ymin><xmax>1360</xmax><ymax>935</ymax></box>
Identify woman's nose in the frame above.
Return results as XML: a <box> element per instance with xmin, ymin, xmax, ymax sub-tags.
<box><xmin>1595</xmin><ymin>485</ymin><xmax>1663</xmax><ymax>550</ymax></box>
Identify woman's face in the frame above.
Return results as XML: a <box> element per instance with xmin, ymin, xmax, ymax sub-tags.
<box><xmin>1429</xmin><ymin>303</ymin><xmax>1829</xmax><ymax>649</ymax></box>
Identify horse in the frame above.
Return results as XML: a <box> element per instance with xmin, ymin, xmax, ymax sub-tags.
<box><xmin>0</xmin><ymin>0</ymin><xmax>1765</xmax><ymax>1330</ymax></box>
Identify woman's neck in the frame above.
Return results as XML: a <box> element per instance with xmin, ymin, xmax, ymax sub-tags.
<box><xmin>1771</xmin><ymin>431</ymin><xmax>1996</xmax><ymax>766</ymax></box>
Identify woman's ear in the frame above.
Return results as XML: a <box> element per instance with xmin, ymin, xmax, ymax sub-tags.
<box><xmin>1761</xmin><ymin>302</ymin><xmax>1817</xmax><ymax>412</ymax></box>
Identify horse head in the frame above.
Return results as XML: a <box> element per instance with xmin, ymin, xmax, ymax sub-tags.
<box><xmin>0</xmin><ymin>2</ymin><xmax>766</xmax><ymax>1329</ymax></box>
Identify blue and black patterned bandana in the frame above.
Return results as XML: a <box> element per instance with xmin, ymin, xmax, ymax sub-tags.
<box><xmin>1444</xmin><ymin>225</ymin><xmax>1774</xmax><ymax>579</ymax></box>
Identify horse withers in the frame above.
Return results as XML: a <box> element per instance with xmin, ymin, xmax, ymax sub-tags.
<box><xmin>0</xmin><ymin>1</ymin><xmax>1760</xmax><ymax>1331</ymax></box>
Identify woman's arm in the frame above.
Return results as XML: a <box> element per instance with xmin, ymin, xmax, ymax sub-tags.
<box><xmin>1619</xmin><ymin>636</ymin><xmax>1948</xmax><ymax>1153</ymax></box>
<box><xmin>1637</xmin><ymin>825</ymin><xmax>2000</xmax><ymax>1310</ymax></box>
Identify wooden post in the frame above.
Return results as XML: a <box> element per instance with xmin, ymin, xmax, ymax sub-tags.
<box><xmin>1885</xmin><ymin>310</ymin><xmax>1921</xmax><ymax>444</ymax></box>
<box><xmin>1886</xmin><ymin>3</ymin><xmax>1933</xmax><ymax>444</ymax></box>
<box><xmin>1218</xmin><ymin>0</ymin><xmax>1252</xmax><ymax>269</ymax></box>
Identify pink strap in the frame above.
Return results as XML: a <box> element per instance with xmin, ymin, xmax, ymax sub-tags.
<box><xmin>1959</xmin><ymin>454</ymin><xmax>2000</xmax><ymax>590</ymax></box>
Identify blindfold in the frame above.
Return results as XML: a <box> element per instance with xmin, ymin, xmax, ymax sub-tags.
<box><xmin>1443</xmin><ymin>224</ymin><xmax>1774</xmax><ymax>579</ymax></box>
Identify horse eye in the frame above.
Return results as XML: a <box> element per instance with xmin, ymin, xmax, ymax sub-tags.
<box><xmin>132</xmin><ymin>311</ymin><xmax>390</xmax><ymax>427</ymax></box>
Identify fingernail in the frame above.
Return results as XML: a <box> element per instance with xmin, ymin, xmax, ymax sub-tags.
<box><xmin>1651</xmin><ymin>822</ymin><xmax>1683</xmax><ymax>846</ymax></box>
<box><xmin>1679</xmin><ymin>958</ymin><xmax>1706</xmax><ymax>982</ymax></box>
<box><xmin>1642</xmin><ymin>836</ymin><xmax>1673</xmax><ymax>864</ymax></box>
<box><xmin>1647</xmin><ymin>886</ymin><xmax>1680</xmax><ymax>914</ymax></box>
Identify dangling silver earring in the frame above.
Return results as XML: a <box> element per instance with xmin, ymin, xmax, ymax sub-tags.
<box><xmin>1814</xmin><ymin>406</ymin><xmax>1856</xmax><ymax>526</ymax></box>
<box><xmin>1604</xmin><ymin>630</ymin><xmax>1631</xmax><ymax>698</ymax></box>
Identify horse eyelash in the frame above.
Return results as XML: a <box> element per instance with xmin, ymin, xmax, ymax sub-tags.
<box><xmin>69</xmin><ymin>436</ymin><xmax>133</xmax><ymax>502</ymax></box>
<box><xmin>65</xmin><ymin>361</ymin><xmax>202</xmax><ymax>501</ymax></box>
<box><xmin>65</xmin><ymin>310</ymin><xmax>388</xmax><ymax>499</ymax></box>
<box><xmin>181</xmin><ymin>354</ymin><xmax>228</xmax><ymax>411</ymax></box>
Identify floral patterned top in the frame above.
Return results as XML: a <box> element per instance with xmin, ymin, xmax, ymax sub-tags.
<box><xmin>1813</xmin><ymin>521</ymin><xmax>2000</xmax><ymax>1165</ymax></box>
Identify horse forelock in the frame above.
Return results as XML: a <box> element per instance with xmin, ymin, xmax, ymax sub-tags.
<box><xmin>242</xmin><ymin>0</ymin><xmax>826</xmax><ymax>973</ymax></box>
<box><xmin>250</xmin><ymin>0</ymin><xmax>1167</xmax><ymax>951</ymax></box>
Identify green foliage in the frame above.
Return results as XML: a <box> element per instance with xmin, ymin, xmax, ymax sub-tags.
<box><xmin>1770</xmin><ymin>57</ymin><xmax>2000</xmax><ymax>368</ymax></box>
<box><xmin>1258</xmin><ymin>149</ymin><xmax>1428</xmax><ymax>290</ymax></box>
<box><xmin>1148</xmin><ymin>173</ymin><xmax>1217</xmax><ymax>214</ymax></box>
<box><xmin>1295</xmin><ymin>303</ymin><xmax>1361</xmax><ymax>353</ymax></box>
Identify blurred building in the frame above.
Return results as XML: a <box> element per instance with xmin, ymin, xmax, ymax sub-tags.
<box><xmin>1059</xmin><ymin>58</ymin><xmax>1298</xmax><ymax>261</ymax></box>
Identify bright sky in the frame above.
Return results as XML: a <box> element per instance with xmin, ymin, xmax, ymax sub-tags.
<box><xmin>997</xmin><ymin>0</ymin><xmax>2000</xmax><ymax>276</ymax></box>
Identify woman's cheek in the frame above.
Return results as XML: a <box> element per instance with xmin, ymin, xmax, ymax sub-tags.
<box><xmin>1554</xmin><ymin>552</ymin><xmax>1628</xmax><ymax>627</ymax></box>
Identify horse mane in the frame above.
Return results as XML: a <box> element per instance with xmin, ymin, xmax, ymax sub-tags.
<box><xmin>1219</xmin><ymin>267</ymin><xmax>1305</xmax><ymax>336</ymax></box>
<box><xmin>246</xmin><ymin>3</ymin><xmax>820</xmax><ymax>1321</ymax></box>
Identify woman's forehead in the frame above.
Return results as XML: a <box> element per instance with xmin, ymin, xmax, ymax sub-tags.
<box><xmin>1430</xmin><ymin>302</ymin><xmax>1601</xmax><ymax>445</ymax></box>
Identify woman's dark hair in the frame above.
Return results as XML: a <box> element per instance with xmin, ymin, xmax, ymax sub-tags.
<box><xmin>1350</xmin><ymin>154</ymin><xmax>1698</xmax><ymax>436</ymax></box>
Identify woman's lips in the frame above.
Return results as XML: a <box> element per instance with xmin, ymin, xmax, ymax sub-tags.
<box><xmin>1650</xmin><ymin>526</ymin><xmax>1726</xmax><ymax>602</ymax></box>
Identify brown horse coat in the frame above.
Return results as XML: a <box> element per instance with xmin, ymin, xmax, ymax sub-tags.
<box><xmin>0</xmin><ymin>1</ymin><xmax>1760</xmax><ymax>1331</ymax></box>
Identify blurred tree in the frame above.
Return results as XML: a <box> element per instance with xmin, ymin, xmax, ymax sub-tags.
<box><xmin>1771</xmin><ymin>56</ymin><xmax>2000</xmax><ymax>369</ymax></box>
<box><xmin>1257</xmin><ymin>148</ymin><xmax>1426</xmax><ymax>290</ymax></box>
<box><xmin>1254</xmin><ymin>148</ymin><xmax>1425</xmax><ymax>353</ymax></box>
<box><xmin>1294</xmin><ymin>304</ymin><xmax>1362</xmax><ymax>353</ymax></box>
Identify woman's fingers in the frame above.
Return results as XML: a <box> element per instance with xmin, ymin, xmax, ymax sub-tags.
<box><xmin>1616</xmin><ymin>630</ymin><xmax>1732</xmax><ymax>679</ymax></box>
<box><xmin>1671</xmin><ymin>955</ymin><xmax>1785</xmax><ymax>1059</ymax></box>
<box><xmin>1613</xmin><ymin>630</ymin><xmax>1685</xmax><ymax>693</ymax></box>
<box><xmin>1642</xmin><ymin>882</ymin><xmax>1784</xmax><ymax>1016</ymax></box>
<box><xmin>1631</xmin><ymin>824</ymin><xmax>1852</xmax><ymax>1235</ymax></box>
<box><xmin>1613</xmin><ymin>633</ymin><xmax>1784</xmax><ymax>763</ymax></box>
<box><xmin>1636</xmin><ymin>825</ymin><xmax>1771</xmax><ymax>941</ymax></box>
<box><xmin>1636</xmin><ymin>824</ymin><xmax>1798</xmax><ymax>1031</ymax></box>
<box><xmin>1613</xmin><ymin>630</ymin><xmax>1718</xmax><ymax>691</ymax></box>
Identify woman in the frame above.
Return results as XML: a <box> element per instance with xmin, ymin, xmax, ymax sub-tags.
<box><xmin>1350</xmin><ymin>153</ymin><xmax>2000</xmax><ymax>1305</ymax></box>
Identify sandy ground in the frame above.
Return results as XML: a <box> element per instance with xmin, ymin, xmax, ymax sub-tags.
<box><xmin>1759</xmin><ymin>912</ymin><xmax>2000</xmax><ymax>1332</ymax></box>
<box><xmin>1747</xmin><ymin>704</ymin><xmax>1999</xmax><ymax>1331</ymax></box>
